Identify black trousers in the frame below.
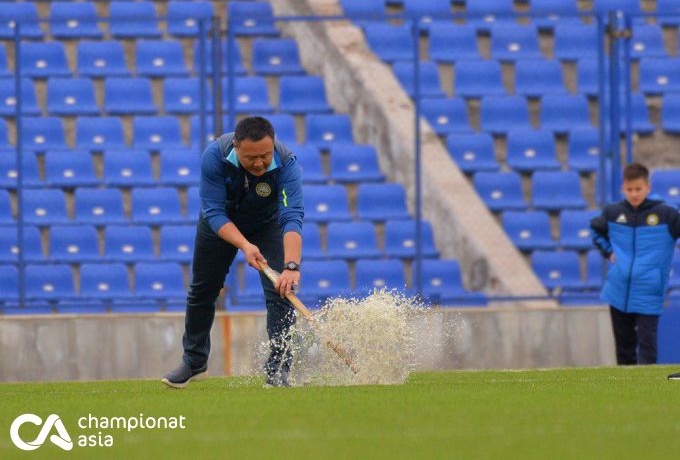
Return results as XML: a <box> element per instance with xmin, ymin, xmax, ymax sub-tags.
<box><xmin>182</xmin><ymin>217</ymin><xmax>296</xmax><ymax>378</ymax></box>
<box><xmin>609</xmin><ymin>306</ymin><xmax>659</xmax><ymax>365</ymax></box>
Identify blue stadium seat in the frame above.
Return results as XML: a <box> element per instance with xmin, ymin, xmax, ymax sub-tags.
<box><xmin>384</xmin><ymin>219</ymin><xmax>439</xmax><ymax>259</ymax></box>
<box><xmin>74</xmin><ymin>188</ymin><xmax>127</xmax><ymax>224</ymax></box>
<box><xmin>428</xmin><ymin>23</ymin><xmax>481</xmax><ymax>63</ymax></box>
<box><xmin>421</xmin><ymin>97</ymin><xmax>472</xmax><ymax>136</ymax></box>
<box><xmin>135</xmin><ymin>40</ymin><xmax>189</xmax><ymax>77</ymax></box>
<box><xmin>133</xmin><ymin>116</ymin><xmax>185</xmax><ymax>150</ymax></box>
<box><xmin>355</xmin><ymin>259</ymin><xmax>408</xmax><ymax>294</ymax></box>
<box><xmin>190</xmin><ymin>115</ymin><xmax>230</xmax><ymax>148</ymax></box>
<box><xmin>159</xmin><ymin>225</ymin><xmax>195</xmax><ymax>262</ymax></box>
<box><xmin>44</xmin><ymin>151</ymin><xmax>99</xmax><ymax>187</ymax></box>
<box><xmin>46</xmin><ymin>78</ymin><xmax>100</xmax><ymax>116</ymax></box>
<box><xmin>326</xmin><ymin>221</ymin><xmax>381</xmax><ymax>259</ymax></box>
<box><xmin>490</xmin><ymin>24</ymin><xmax>542</xmax><ymax>62</ymax></box>
<box><xmin>419</xmin><ymin>259</ymin><xmax>486</xmax><ymax>305</ymax></box>
<box><xmin>303</xmin><ymin>184</ymin><xmax>352</xmax><ymax>222</ymax></box>
<box><xmin>661</xmin><ymin>94</ymin><xmax>680</xmax><ymax>134</ymax></box>
<box><xmin>630</xmin><ymin>25</ymin><xmax>668</xmax><ymax>60</ymax></box>
<box><xmin>20</xmin><ymin>189</ymin><xmax>69</xmax><ymax>224</ymax></box>
<box><xmin>264</xmin><ymin>113</ymin><xmax>297</xmax><ymax>144</ymax></box>
<box><xmin>0</xmin><ymin>44</ymin><xmax>9</xmax><ymax>78</ymax></box>
<box><xmin>49</xmin><ymin>225</ymin><xmax>100</xmax><ymax>262</ymax></box>
<box><xmin>252</xmin><ymin>38</ymin><xmax>304</xmax><ymax>75</ymax></box>
<box><xmin>455</xmin><ymin>60</ymin><xmax>506</xmax><ymax>98</ymax></box>
<box><xmin>50</xmin><ymin>1</ymin><xmax>103</xmax><ymax>39</ymax></box>
<box><xmin>446</xmin><ymin>133</ymin><xmax>499</xmax><ymax>173</ymax></box>
<box><xmin>76</xmin><ymin>117</ymin><xmax>126</xmax><ymax>150</ymax></box>
<box><xmin>559</xmin><ymin>209</ymin><xmax>600</xmax><ymax>250</ymax></box>
<box><xmin>0</xmin><ymin>266</ymin><xmax>18</xmax><ymax>301</ymax></box>
<box><xmin>357</xmin><ymin>183</ymin><xmax>411</xmax><ymax>221</ymax></box>
<box><xmin>305</xmin><ymin>114</ymin><xmax>354</xmax><ymax>149</ymax></box>
<box><xmin>601</xmin><ymin>93</ymin><xmax>655</xmax><ymax>135</ymax></box>
<box><xmin>109</xmin><ymin>1</ymin><xmax>162</xmax><ymax>39</ymax></box>
<box><xmin>20</xmin><ymin>42</ymin><xmax>71</xmax><ymax>78</ymax></box>
<box><xmin>514</xmin><ymin>59</ymin><xmax>568</xmax><ymax>97</ymax></box>
<box><xmin>104</xmin><ymin>77</ymin><xmax>157</xmax><ymax>115</ymax></box>
<box><xmin>473</xmin><ymin>171</ymin><xmax>527</xmax><ymax>211</ymax></box>
<box><xmin>479</xmin><ymin>96</ymin><xmax>532</xmax><ymax>135</ymax></box>
<box><xmin>363</xmin><ymin>24</ymin><xmax>414</xmax><ymax>63</ymax></box>
<box><xmin>465</xmin><ymin>0</ymin><xmax>515</xmax><ymax>33</ymax></box>
<box><xmin>329</xmin><ymin>144</ymin><xmax>385</xmax><ymax>183</ymax></box>
<box><xmin>135</xmin><ymin>262</ymin><xmax>186</xmax><ymax>299</ymax></box>
<box><xmin>131</xmin><ymin>187</ymin><xmax>184</xmax><ymax>224</ymax></box>
<box><xmin>80</xmin><ymin>263</ymin><xmax>131</xmax><ymax>299</ymax></box>
<box><xmin>293</xmin><ymin>145</ymin><xmax>327</xmax><ymax>183</ymax></box>
<box><xmin>279</xmin><ymin>76</ymin><xmax>331</xmax><ymax>114</ymax></box>
<box><xmin>532</xmin><ymin>171</ymin><xmax>587</xmax><ymax>211</ymax></box>
<box><xmin>651</xmin><ymin>169</ymin><xmax>680</xmax><ymax>207</ymax></box>
<box><xmin>338</xmin><ymin>0</ymin><xmax>387</xmax><ymax>26</ymax></box>
<box><xmin>506</xmin><ymin>129</ymin><xmax>561</xmax><ymax>172</ymax></box>
<box><xmin>553</xmin><ymin>24</ymin><xmax>598</xmax><ymax>61</ymax></box>
<box><xmin>227</xmin><ymin>1</ymin><xmax>279</xmax><ymax>37</ymax></box>
<box><xmin>576</xmin><ymin>58</ymin><xmax>609</xmax><ymax>97</ymax></box>
<box><xmin>222</xmin><ymin>76</ymin><xmax>273</xmax><ymax>113</ymax></box>
<box><xmin>159</xmin><ymin>149</ymin><xmax>201</xmax><ymax>186</ymax></box>
<box><xmin>104</xmin><ymin>150</ymin><xmax>156</xmax><ymax>187</ymax></box>
<box><xmin>392</xmin><ymin>60</ymin><xmax>446</xmax><ymax>98</ymax></box>
<box><xmin>186</xmin><ymin>186</ymin><xmax>200</xmax><ymax>222</ymax></box>
<box><xmin>657</xmin><ymin>0</ymin><xmax>680</xmax><ymax>26</ymax></box>
<box><xmin>403</xmin><ymin>0</ymin><xmax>452</xmax><ymax>25</ymax></box>
<box><xmin>0</xmin><ymin>153</ymin><xmax>41</xmax><ymax>189</ymax></box>
<box><xmin>528</xmin><ymin>0</ymin><xmax>581</xmax><ymax>31</ymax></box>
<box><xmin>167</xmin><ymin>1</ymin><xmax>215</xmax><ymax>37</ymax></box>
<box><xmin>21</xmin><ymin>117</ymin><xmax>68</xmax><ymax>152</ymax></box>
<box><xmin>669</xmin><ymin>253</ymin><xmax>680</xmax><ymax>290</ymax></box>
<box><xmin>584</xmin><ymin>250</ymin><xmax>606</xmax><ymax>290</ymax></box>
<box><xmin>164</xmin><ymin>78</ymin><xmax>211</xmax><ymax>114</ymax></box>
<box><xmin>0</xmin><ymin>2</ymin><xmax>43</xmax><ymax>39</ymax></box>
<box><xmin>531</xmin><ymin>250</ymin><xmax>585</xmax><ymax>292</ymax></box>
<box><xmin>76</xmin><ymin>40</ymin><xmax>130</xmax><ymax>78</ymax></box>
<box><xmin>0</xmin><ymin>79</ymin><xmax>40</xmax><ymax>117</ymax></box>
<box><xmin>301</xmin><ymin>223</ymin><xmax>324</xmax><ymax>260</ymax></box>
<box><xmin>0</xmin><ymin>190</ymin><xmax>13</xmax><ymax>225</ymax></box>
<box><xmin>0</xmin><ymin>226</ymin><xmax>43</xmax><ymax>262</ymax></box>
<box><xmin>502</xmin><ymin>210</ymin><xmax>556</xmax><ymax>251</ymax></box>
<box><xmin>640</xmin><ymin>58</ymin><xmax>680</xmax><ymax>95</ymax></box>
<box><xmin>593</xmin><ymin>0</ymin><xmax>641</xmax><ymax>16</ymax></box>
<box><xmin>297</xmin><ymin>260</ymin><xmax>351</xmax><ymax>305</ymax></box>
<box><xmin>25</xmin><ymin>264</ymin><xmax>75</xmax><ymax>300</ymax></box>
<box><xmin>105</xmin><ymin>225</ymin><xmax>156</xmax><ymax>262</ymax></box>
<box><xmin>540</xmin><ymin>95</ymin><xmax>592</xmax><ymax>134</ymax></box>
<box><xmin>567</xmin><ymin>128</ymin><xmax>601</xmax><ymax>172</ymax></box>
<box><xmin>230</xmin><ymin>268</ymin><xmax>265</xmax><ymax>307</ymax></box>
<box><xmin>193</xmin><ymin>39</ymin><xmax>247</xmax><ymax>76</ymax></box>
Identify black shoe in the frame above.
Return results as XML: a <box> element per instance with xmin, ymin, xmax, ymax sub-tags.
<box><xmin>668</xmin><ymin>372</ymin><xmax>680</xmax><ymax>380</ymax></box>
<box><xmin>161</xmin><ymin>363</ymin><xmax>207</xmax><ymax>389</ymax></box>
<box><xmin>264</xmin><ymin>371</ymin><xmax>290</xmax><ymax>388</ymax></box>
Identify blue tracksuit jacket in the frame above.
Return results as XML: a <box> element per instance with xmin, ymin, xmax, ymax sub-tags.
<box><xmin>590</xmin><ymin>198</ymin><xmax>680</xmax><ymax>315</ymax></box>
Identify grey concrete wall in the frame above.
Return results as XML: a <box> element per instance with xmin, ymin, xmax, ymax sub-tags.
<box><xmin>0</xmin><ymin>308</ymin><xmax>615</xmax><ymax>383</ymax></box>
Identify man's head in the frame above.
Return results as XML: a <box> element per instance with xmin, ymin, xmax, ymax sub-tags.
<box><xmin>233</xmin><ymin>116</ymin><xmax>276</xmax><ymax>177</ymax></box>
<box><xmin>621</xmin><ymin>162</ymin><xmax>651</xmax><ymax>208</ymax></box>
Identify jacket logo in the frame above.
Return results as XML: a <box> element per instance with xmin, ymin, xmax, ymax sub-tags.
<box><xmin>255</xmin><ymin>183</ymin><xmax>271</xmax><ymax>197</ymax></box>
<box><xmin>616</xmin><ymin>213</ymin><xmax>627</xmax><ymax>223</ymax></box>
<box><xmin>646</xmin><ymin>213</ymin><xmax>659</xmax><ymax>226</ymax></box>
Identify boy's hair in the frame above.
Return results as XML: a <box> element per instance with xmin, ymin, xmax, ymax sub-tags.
<box><xmin>234</xmin><ymin>116</ymin><xmax>275</xmax><ymax>143</ymax></box>
<box><xmin>623</xmin><ymin>162</ymin><xmax>649</xmax><ymax>182</ymax></box>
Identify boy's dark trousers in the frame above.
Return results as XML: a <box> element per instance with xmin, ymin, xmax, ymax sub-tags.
<box><xmin>609</xmin><ymin>306</ymin><xmax>659</xmax><ymax>365</ymax></box>
<box><xmin>181</xmin><ymin>217</ymin><xmax>296</xmax><ymax>378</ymax></box>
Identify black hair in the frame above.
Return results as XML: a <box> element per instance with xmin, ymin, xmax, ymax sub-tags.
<box><xmin>233</xmin><ymin>116</ymin><xmax>275</xmax><ymax>143</ymax></box>
<box><xmin>623</xmin><ymin>162</ymin><xmax>649</xmax><ymax>182</ymax></box>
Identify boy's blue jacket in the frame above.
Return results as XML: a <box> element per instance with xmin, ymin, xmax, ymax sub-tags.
<box><xmin>199</xmin><ymin>133</ymin><xmax>304</xmax><ymax>236</ymax></box>
<box><xmin>590</xmin><ymin>198</ymin><xmax>680</xmax><ymax>315</ymax></box>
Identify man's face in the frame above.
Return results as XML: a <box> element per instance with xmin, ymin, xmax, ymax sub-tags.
<box><xmin>234</xmin><ymin>136</ymin><xmax>274</xmax><ymax>177</ymax></box>
<box><xmin>621</xmin><ymin>177</ymin><xmax>651</xmax><ymax>208</ymax></box>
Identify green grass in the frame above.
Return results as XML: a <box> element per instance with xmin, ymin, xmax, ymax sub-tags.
<box><xmin>1</xmin><ymin>367</ymin><xmax>679</xmax><ymax>460</ymax></box>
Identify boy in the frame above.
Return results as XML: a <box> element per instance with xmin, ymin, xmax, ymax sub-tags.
<box><xmin>590</xmin><ymin>163</ymin><xmax>680</xmax><ymax>370</ymax></box>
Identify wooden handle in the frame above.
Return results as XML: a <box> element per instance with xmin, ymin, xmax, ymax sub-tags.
<box><xmin>256</xmin><ymin>261</ymin><xmax>313</xmax><ymax>321</ymax></box>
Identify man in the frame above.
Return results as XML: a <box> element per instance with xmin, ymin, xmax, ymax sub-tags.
<box><xmin>590</xmin><ymin>163</ymin><xmax>680</xmax><ymax>371</ymax></box>
<box><xmin>162</xmin><ymin>116</ymin><xmax>304</xmax><ymax>388</ymax></box>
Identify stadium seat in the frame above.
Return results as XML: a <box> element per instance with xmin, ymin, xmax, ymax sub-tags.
<box><xmin>567</xmin><ymin>128</ymin><xmax>602</xmax><ymax>172</ymax></box>
<box><xmin>0</xmin><ymin>43</ymin><xmax>9</xmax><ymax>78</ymax></box>
<box><xmin>514</xmin><ymin>59</ymin><xmax>568</xmax><ymax>97</ymax></box>
<box><xmin>49</xmin><ymin>225</ymin><xmax>100</xmax><ymax>262</ymax></box>
<box><xmin>355</xmin><ymin>259</ymin><xmax>408</xmax><ymax>295</ymax></box>
<box><xmin>651</xmin><ymin>169</ymin><xmax>680</xmax><ymax>207</ymax></box>
<box><xmin>479</xmin><ymin>96</ymin><xmax>532</xmax><ymax>135</ymax></box>
<box><xmin>502</xmin><ymin>210</ymin><xmax>556</xmax><ymax>251</ymax></box>
<box><xmin>252</xmin><ymin>38</ymin><xmax>304</xmax><ymax>75</ymax></box>
<box><xmin>185</xmin><ymin>186</ymin><xmax>201</xmax><ymax>222</ymax></box>
<box><xmin>0</xmin><ymin>78</ymin><xmax>40</xmax><ymax>117</ymax></box>
<box><xmin>20</xmin><ymin>42</ymin><xmax>71</xmax><ymax>78</ymax></box>
<box><xmin>133</xmin><ymin>116</ymin><xmax>185</xmax><ymax>150</ymax></box>
<box><xmin>446</xmin><ymin>133</ymin><xmax>499</xmax><ymax>173</ymax></box>
<box><xmin>264</xmin><ymin>113</ymin><xmax>297</xmax><ymax>145</ymax></box>
<box><xmin>76</xmin><ymin>117</ymin><xmax>126</xmax><ymax>150</ymax></box>
<box><xmin>227</xmin><ymin>1</ymin><xmax>279</xmax><ymax>37</ymax></box>
<box><xmin>363</xmin><ymin>24</ymin><xmax>414</xmax><ymax>63</ymax></box>
<box><xmin>164</xmin><ymin>78</ymin><xmax>211</xmax><ymax>114</ymax></box>
<box><xmin>402</xmin><ymin>0</ymin><xmax>452</xmax><ymax>27</ymax></box>
<box><xmin>50</xmin><ymin>1</ymin><xmax>103</xmax><ymax>39</ymax></box>
<box><xmin>669</xmin><ymin>254</ymin><xmax>680</xmax><ymax>290</ymax></box>
<box><xmin>0</xmin><ymin>226</ymin><xmax>43</xmax><ymax>262</ymax></box>
<box><xmin>293</xmin><ymin>145</ymin><xmax>327</xmax><ymax>183</ymax></box>
<box><xmin>193</xmin><ymin>39</ymin><xmax>247</xmax><ymax>76</ymax></box>
<box><xmin>76</xmin><ymin>40</ymin><xmax>131</xmax><ymax>78</ymax></box>
<box><xmin>159</xmin><ymin>225</ymin><xmax>195</xmax><ymax>262</ymax></box>
<box><xmin>305</xmin><ymin>114</ymin><xmax>354</xmax><ymax>149</ymax></box>
<box><xmin>104</xmin><ymin>77</ymin><xmax>157</xmax><ymax>115</ymax></box>
<box><xmin>506</xmin><ymin>129</ymin><xmax>561</xmax><ymax>172</ymax></box>
<box><xmin>630</xmin><ymin>25</ymin><xmax>668</xmax><ymax>61</ymax></box>
<box><xmin>135</xmin><ymin>262</ymin><xmax>186</xmax><ymax>299</ymax></box>
<box><xmin>159</xmin><ymin>149</ymin><xmax>200</xmax><ymax>186</ymax></box>
<box><xmin>46</xmin><ymin>78</ymin><xmax>100</xmax><ymax>116</ymax></box>
<box><xmin>419</xmin><ymin>259</ymin><xmax>486</xmax><ymax>305</ymax></box>
<box><xmin>357</xmin><ymin>183</ymin><xmax>411</xmax><ymax>221</ymax></box>
<box><xmin>74</xmin><ymin>188</ymin><xmax>127</xmax><ymax>224</ymax></box>
<box><xmin>0</xmin><ymin>190</ymin><xmax>13</xmax><ymax>225</ymax></box>
<box><xmin>20</xmin><ymin>189</ymin><xmax>69</xmax><ymax>224</ymax></box>
<box><xmin>393</xmin><ymin>61</ymin><xmax>446</xmax><ymax>98</ymax></box>
<box><xmin>44</xmin><ymin>151</ymin><xmax>99</xmax><ymax>188</ymax></box>
<box><xmin>421</xmin><ymin>97</ymin><xmax>472</xmax><ymax>136</ymax></box>
<box><xmin>639</xmin><ymin>59</ymin><xmax>680</xmax><ymax>95</ymax></box>
<box><xmin>657</xmin><ymin>0</ymin><xmax>680</xmax><ymax>26</ymax></box>
<box><xmin>279</xmin><ymin>76</ymin><xmax>331</xmax><ymax>114</ymax></box>
<box><xmin>130</xmin><ymin>187</ymin><xmax>184</xmax><ymax>224</ymax></box>
<box><xmin>559</xmin><ymin>209</ymin><xmax>600</xmax><ymax>250</ymax></box>
<box><xmin>109</xmin><ymin>1</ymin><xmax>162</xmax><ymax>39</ymax></box>
<box><xmin>231</xmin><ymin>267</ymin><xmax>266</xmax><ymax>307</ymax></box>
<box><xmin>301</xmin><ymin>223</ymin><xmax>324</xmax><ymax>260</ymax></box>
<box><xmin>540</xmin><ymin>95</ymin><xmax>592</xmax><ymax>134</ymax></box>
<box><xmin>190</xmin><ymin>115</ymin><xmax>230</xmax><ymax>148</ymax></box>
<box><xmin>528</xmin><ymin>0</ymin><xmax>581</xmax><ymax>31</ymax></box>
<box><xmin>553</xmin><ymin>24</ymin><xmax>598</xmax><ymax>61</ymax></box>
<box><xmin>531</xmin><ymin>250</ymin><xmax>585</xmax><ymax>292</ymax></box>
<box><xmin>489</xmin><ymin>24</ymin><xmax>542</xmax><ymax>62</ymax></box>
<box><xmin>105</xmin><ymin>225</ymin><xmax>156</xmax><ymax>262</ymax></box>
<box><xmin>593</xmin><ymin>0</ymin><xmax>641</xmax><ymax>16</ymax></box>
<box><xmin>532</xmin><ymin>171</ymin><xmax>587</xmax><ymax>211</ymax></box>
<box><xmin>0</xmin><ymin>120</ymin><xmax>9</xmax><ymax>152</ymax></box>
<box><xmin>329</xmin><ymin>144</ymin><xmax>385</xmax><ymax>183</ymax></box>
<box><xmin>0</xmin><ymin>266</ymin><xmax>18</xmax><ymax>301</ymax></box>
<box><xmin>473</xmin><ymin>171</ymin><xmax>527</xmax><ymax>211</ymax></box>
<box><xmin>338</xmin><ymin>0</ymin><xmax>387</xmax><ymax>26</ymax></box>
<box><xmin>455</xmin><ymin>60</ymin><xmax>506</xmax><ymax>98</ymax></box>
<box><xmin>297</xmin><ymin>260</ymin><xmax>351</xmax><ymax>305</ymax></box>
<box><xmin>384</xmin><ymin>219</ymin><xmax>439</xmax><ymax>259</ymax></box>
<box><xmin>222</xmin><ymin>76</ymin><xmax>273</xmax><ymax>113</ymax></box>
<box><xmin>21</xmin><ymin>117</ymin><xmax>68</xmax><ymax>152</ymax></box>
<box><xmin>167</xmin><ymin>1</ymin><xmax>215</xmax><ymax>37</ymax></box>
<box><xmin>135</xmin><ymin>40</ymin><xmax>190</xmax><ymax>77</ymax></box>
<box><xmin>80</xmin><ymin>263</ymin><xmax>131</xmax><ymax>299</ymax></box>
<box><xmin>428</xmin><ymin>23</ymin><xmax>481</xmax><ymax>63</ymax></box>
<box><xmin>326</xmin><ymin>221</ymin><xmax>381</xmax><ymax>259</ymax></box>
<box><xmin>661</xmin><ymin>94</ymin><xmax>680</xmax><ymax>134</ymax></box>
<box><xmin>601</xmin><ymin>93</ymin><xmax>655</xmax><ymax>135</ymax></box>
<box><xmin>0</xmin><ymin>153</ymin><xmax>41</xmax><ymax>189</ymax></box>
<box><xmin>465</xmin><ymin>0</ymin><xmax>515</xmax><ymax>32</ymax></box>
<box><xmin>103</xmin><ymin>150</ymin><xmax>156</xmax><ymax>187</ymax></box>
<box><xmin>25</xmin><ymin>264</ymin><xmax>75</xmax><ymax>300</ymax></box>
<box><xmin>576</xmin><ymin>58</ymin><xmax>610</xmax><ymax>97</ymax></box>
<box><xmin>303</xmin><ymin>184</ymin><xmax>352</xmax><ymax>222</ymax></box>
<box><xmin>584</xmin><ymin>250</ymin><xmax>606</xmax><ymax>290</ymax></box>
<box><xmin>0</xmin><ymin>2</ymin><xmax>43</xmax><ymax>39</ymax></box>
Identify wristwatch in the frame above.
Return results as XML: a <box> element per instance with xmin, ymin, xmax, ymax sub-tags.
<box><xmin>283</xmin><ymin>261</ymin><xmax>300</xmax><ymax>271</ymax></box>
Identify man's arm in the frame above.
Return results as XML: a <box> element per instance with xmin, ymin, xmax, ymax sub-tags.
<box><xmin>217</xmin><ymin>222</ymin><xmax>266</xmax><ymax>269</ymax></box>
<box><xmin>590</xmin><ymin>213</ymin><xmax>613</xmax><ymax>260</ymax></box>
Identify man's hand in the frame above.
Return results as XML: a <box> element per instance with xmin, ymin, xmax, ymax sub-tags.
<box><xmin>609</xmin><ymin>253</ymin><xmax>616</xmax><ymax>263</ymax></box>
<box><xmin>276</xmin><ymin>269</ymin><xmax>300</xmax><ymax>298</ymax></box>
<box><xmin>242</xmin><ymin>243</ymin><xmax>266</xmax><ymax>270</ymax></box>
